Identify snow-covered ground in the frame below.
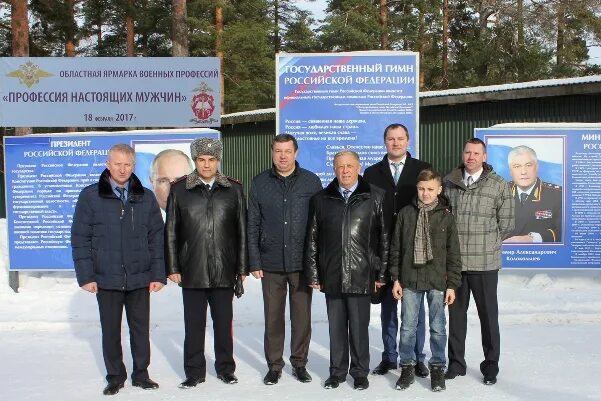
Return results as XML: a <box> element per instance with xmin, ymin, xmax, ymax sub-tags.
<box><xmin>1</xmin><ymin>219</ymin><xmax>600</xmax><ymax>401</ymax></box>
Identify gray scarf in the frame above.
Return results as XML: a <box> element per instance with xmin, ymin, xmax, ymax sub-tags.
<box><xmin>414</xmin><ymin>198</ymin><xmax>438</xmax><ymax>265</ymax></box>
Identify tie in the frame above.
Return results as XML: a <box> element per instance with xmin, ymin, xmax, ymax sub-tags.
<box><xmin>466</xmin><ymin>176</ymin><xmax>473</xmax><ymax>188</ymax></box>
<box><xmin>205</xmin><ymin>183</ymin><xmax>211</xmax><ymax>192</ymax></box>
<box><xmin>392</xmin><ymin>162</ymin><xmax>402</xmax><ymax>184</ymax></box>
<box><xmin>116</xmin><ymin>187</ymin><xmax>126</xmax><ymax>203</ymax></box>
<box><xmin>520</xmin><ymin>192</ymin><xmax>528</xmax><ymax>204</ymax></box>
<box><xmin>343</xmin><ymin>189</ymin><xmax>351</xmax><ymax>202</ymax></box>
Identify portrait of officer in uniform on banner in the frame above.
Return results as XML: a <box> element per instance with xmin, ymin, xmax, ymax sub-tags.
<box><xmin>485</xmin><ymin>136</ymin><xmax>564</xmax><ymax>244</ymax></box>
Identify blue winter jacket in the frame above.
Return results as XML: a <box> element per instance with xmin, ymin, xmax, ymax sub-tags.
<box><xmin>71</xmin><ymin>169</ymin><xmax>166</xmax><ymax>290</ymax></box>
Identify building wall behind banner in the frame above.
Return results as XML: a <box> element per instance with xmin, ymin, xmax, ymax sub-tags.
<box><xmin>221</xmin><ymin>121</ymin><xmax>275</xmax><ymax>196</ymax></box>
<box><xmin>420</xmin><ymin>94</ymin><xmax>601</xmax><ymax>175</ymax></box>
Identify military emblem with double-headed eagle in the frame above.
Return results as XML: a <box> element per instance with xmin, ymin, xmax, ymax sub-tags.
<box><xmin>6</xmin><ymin>61</ymin><xmax>53</xmax><ymax>88</ymax></box>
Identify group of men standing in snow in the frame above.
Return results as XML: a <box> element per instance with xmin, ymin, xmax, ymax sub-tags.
<box><xmin>71</xmin><ymin>126</ymin><xmax>516</xmax><ymax>395</ymax></box>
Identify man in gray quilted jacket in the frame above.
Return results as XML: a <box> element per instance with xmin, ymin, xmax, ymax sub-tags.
<box><xmin>443</xmin><ymin>138</ymin><xmax>514</xmax><ymax>386</ymax></box>
<box><xmin>247</xmin><ymin>134</ymin><xmax>322</xmax><ymax>385</ymax></box>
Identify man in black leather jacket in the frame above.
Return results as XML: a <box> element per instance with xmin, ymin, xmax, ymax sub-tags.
<box><xmin>304</xmin><ymin>150</ymin><xmax>388</xmax><ymax>391</ymax></box>
<box><xmin>165</xmin><ymin>138</ymin><xmax>248</xmax><ymax>388</ymax></box>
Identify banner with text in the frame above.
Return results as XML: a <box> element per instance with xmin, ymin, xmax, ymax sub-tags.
<box><xmin>5</xmin><ymin>129</ymin><xmax>220</xmax><ymax>270</ymax></box>
<box><xmin>476</xmin><ymin>126</ymin><xmax>601</xmax><ymax>269</ymax></box>
<box><xmin>277</xmin><ymin>52</ymin><xmax>419</xmax><ymax>183</ymax></box>
<box><xmin>0</xmin><ymin>57</ymin><xmax>220</xmax><ymax>127</ymax></box>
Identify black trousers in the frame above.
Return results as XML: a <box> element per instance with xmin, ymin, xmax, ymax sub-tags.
<box><xmin>96</xmin><ymin>288</ymin><xmax>150</xmax><ymax>384</ymax></box>
<box><xmin>182</xmin><ymin>288</ymin><xmax>235</xmax><ymax>379</ymax></box>
<box><xmin>448</xmin><ymin>271</ymin><xmax>500</xmax><ymax>378</ymax></box>
<box><xmin>325</xmin><ymin>294</ymin><xmax>371</xmax><ymax>379</ymax></box>
<box><xmin>262</xmin><ymin>271</ymin><xmax>312</xmax><ymax>372</ymax></box>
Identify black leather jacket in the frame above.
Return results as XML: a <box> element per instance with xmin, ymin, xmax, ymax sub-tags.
<box><xmin>304</xmin><ymin>176</ymin><xmax>388</xmax><ymax>295</ymax></box>
<box><xmin>165</xmin><ymin>171</ymin><xmax>248</xmax><ymax>288</ymax></box>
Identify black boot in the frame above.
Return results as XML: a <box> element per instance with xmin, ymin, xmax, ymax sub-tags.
<box><xmin>371</xmin><ymin>360</ymin><xmax>397</xmax><ymax>375</ymax></box>
<box><xmin>415</xmin><ymin>361</ymin><xmax>430</xmax><ymax>378</ymax></box>
<box><xmin>395</xmin><ymin>365</ymin><xmax>415</xmax><ymax>390</ymax></box>
<box><xmin>430</xmin><ymin>366</ymin><xmax>446</xmax><ymax>392</ymax></box>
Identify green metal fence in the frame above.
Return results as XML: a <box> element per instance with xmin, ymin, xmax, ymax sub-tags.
<box><xmin>220</xmin><ymin>120</ymin><xmax>275</xmax><ymax>196</ymax></box>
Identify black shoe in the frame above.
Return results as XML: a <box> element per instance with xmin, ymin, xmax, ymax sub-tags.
<box><xmin>415</xmin><ymin>361</ymin><xmax>430</xmax><ymax>378</ymax></box>
<box><xmin>102</xmin><ymin>382</ymin><xmax>124</xmax><ymax>395</ymax></box>
<box><xmin>292</xmin><ymin>367</ymin><xmax>312</xmax><ymax>383</ymax></box>
<box><xmin>217</xmin><ymin>373</ymin><xmax>238</xmax><ymax>384</ymax></box>
<box><xmin>263</xmin><ymin>370</ymin><xmax>281</xmax><ymax>385</ymax></box>
<box><xmin>395</xmin><ymin>365</ymin><xmax>415</xmax><ymax>390</ymax></box>
<box><xmin>371</xmin><ymin>360</ymin><xmax>397</xmax><ymax>375</ymax></box>
<box><xmin>324</xmin><ymin>375</ymin><xmax>344</xmax><ymax>389</ymax></box>
<box><xmin>132</xmin><ymin>378</ymin><xmax>159</xmax><ymax>390</ymax></box>
<box><xmin>353</xmin><ymin>377</ymin><xmax>369</xmax><ymax>390</ymax></box>
<box><xmin>483</xmin><ymin>375</ymin><xmax>497</xmax><ymax>385</ymax></box>
<box><xmin>179</xmin><ymin>376</ymin><xmax>205</xmax><ymax>388</ymax></box>
<box><xmin>444</xmin><ymin>370</ymin><xmax>466</xmax><ymax>380</ymax></box>
<box><xmin>430</xmin><ymin>366</ymin><xmax>446</xmax><ymax>392</ymax></box>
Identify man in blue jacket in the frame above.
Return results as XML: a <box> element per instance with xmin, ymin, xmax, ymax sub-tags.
<box><xmin>71</xmin><ymin>143</ymin><xmax>166</xmax><ymax>396</ymax></box>
<box><xmin>248</xmin><ymin>134</ymin><xmax>322</xmax><ymax>385</ymax></box>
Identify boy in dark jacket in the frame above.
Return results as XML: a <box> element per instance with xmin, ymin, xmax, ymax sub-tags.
<box><xmin>388</xmin><ymin>169</ymin><xmax>462</xmax><ymax>392</ymax></box>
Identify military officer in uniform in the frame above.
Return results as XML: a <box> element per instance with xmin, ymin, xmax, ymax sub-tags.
<box><xmin>504</xmin><ymin>145</ymin><xmax>562</xmax><ymax>243</ymax></box>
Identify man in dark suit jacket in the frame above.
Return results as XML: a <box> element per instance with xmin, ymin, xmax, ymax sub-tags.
<box><xmin>504</xmin><ymin>145</ymin><xmax>562</xmax><ymax>243</ymax></box>
<box><xmin>363</xmin><ymin>123</ymin><xmax>431</xmax><ymax>378</ymax></box>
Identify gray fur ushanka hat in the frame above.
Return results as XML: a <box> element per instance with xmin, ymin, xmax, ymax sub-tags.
<box><xmin>190</xmin><ymin>138</ymin><xmax>222</xmax><ymax>160</ymax></box>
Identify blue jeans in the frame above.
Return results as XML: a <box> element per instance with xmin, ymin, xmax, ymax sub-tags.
<box><xmin>380</xmin><ymin>284</ymin><xmax>426</xmax><ymax>363</ymax></box>
<box><xmin>399</xmin><ymin>288</ymin><xmax>447</xmax><ymax>367</ymax></box>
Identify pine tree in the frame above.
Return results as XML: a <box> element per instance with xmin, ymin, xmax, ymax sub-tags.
<box><xmin>29</xmin><ymin>0</ymin><xmax>79</xmax><ymax>56</ymax></box>
<box><xmin>80</xmin><ymin>0</ymin><xmax>170</xmax><ymax>56</ymax></box>
<box><xmin>319</xmin><ymin>0</ymin><xmax>381</xmax><ymax>51</ymax></box>
<box><xmin>1</xmin><ymin>2</ymin><xmax>11</xmax><ymax>56</ymax></box>
<box><xmin>281</xmin><ymin>9</ymin><xmax>319</xmax><ymax>52</ymax></box>
<box><xmin>267</xmin><ymin>0</ymin><xmax>316</xmax><ymax>53</ymax></box>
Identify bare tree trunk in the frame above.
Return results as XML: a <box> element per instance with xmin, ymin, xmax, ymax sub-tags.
<box><xmin>11</xmin><ymin>0</ymin><xmax>28</xmax><ymax>57</ymax></box>
<box><xmin>11</xmin><ymin>0</ymin><xmax>32</xmax><ymax>136</ymax></box>
<box><xmin>418</xmin><ymin>7</ymin><xmax>425</xmax><ymax>90</ymax></box>
<box><xmin>556</xmin><ymin>1</ymin><xmax>565</xmax><ymax>68</ymax></box>
<box><xmin>476</xmin><ymin>2</ymin><xmax>494</xmax><ymax>80</ymax></box>
<box><xmin>441</xmin><ymin>0</ymin><xmax>449</xmax><ymax>88</ymax></box>
<box><xmin>512</xmin><ymin>0</ymin><xmax>524</xmax><ymax>80</ymax></box>
<box><xmin>96</xmin><ymin>11</ymin><xmax>103</xmax><ymax>54</ymax></box>
<box><xmin>65</xmin><ymin>0</ymin><xmax>76</xmax><ymax>57</ymax></box>
<box><xmin>216</xmin><ymin>6</ymin><xmax>224</xmax><ymax>114</ymax></box>
<box><xmin>274</xmin><ymin>1</ymin><xmax>280</xmax><ymax>53</ymax></box>
<box><xmin>126</xmin><ymin>0</ymin><xmax>135</xmax><ymax>56</ymax></box>
<box><xmin>379</xmin><ymin>0</ymin><xmax>388</xmax><ymax>50</ymax></box>
<box><xmin>64</xmin><ymin>0</ymin><xmax>77</xmax><ymax>132</ymax></box>
<box><xmin>517</xmin><ymin>0</ymin><xmax>524</xmax><ymax>49</ymax></box>
<box><xmin>172</xmin><ymin>0</ymin><xmax>189</xmax><ymax>56</ymax></box>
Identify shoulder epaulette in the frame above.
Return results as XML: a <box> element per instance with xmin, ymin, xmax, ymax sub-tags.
<box><xmin>171</xmin><ymin>175</ymin><xmax>188</xmax><ymax>184</ymax></box>
<box><xmin>226</xmin><ymin>176</ymin><xmax>242</xmax><ymax>185</ymax></box>
<box><xmin>542</xmin><ymin>181</ymin><xmax>561</xmax><ymax>190</ymax></box>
